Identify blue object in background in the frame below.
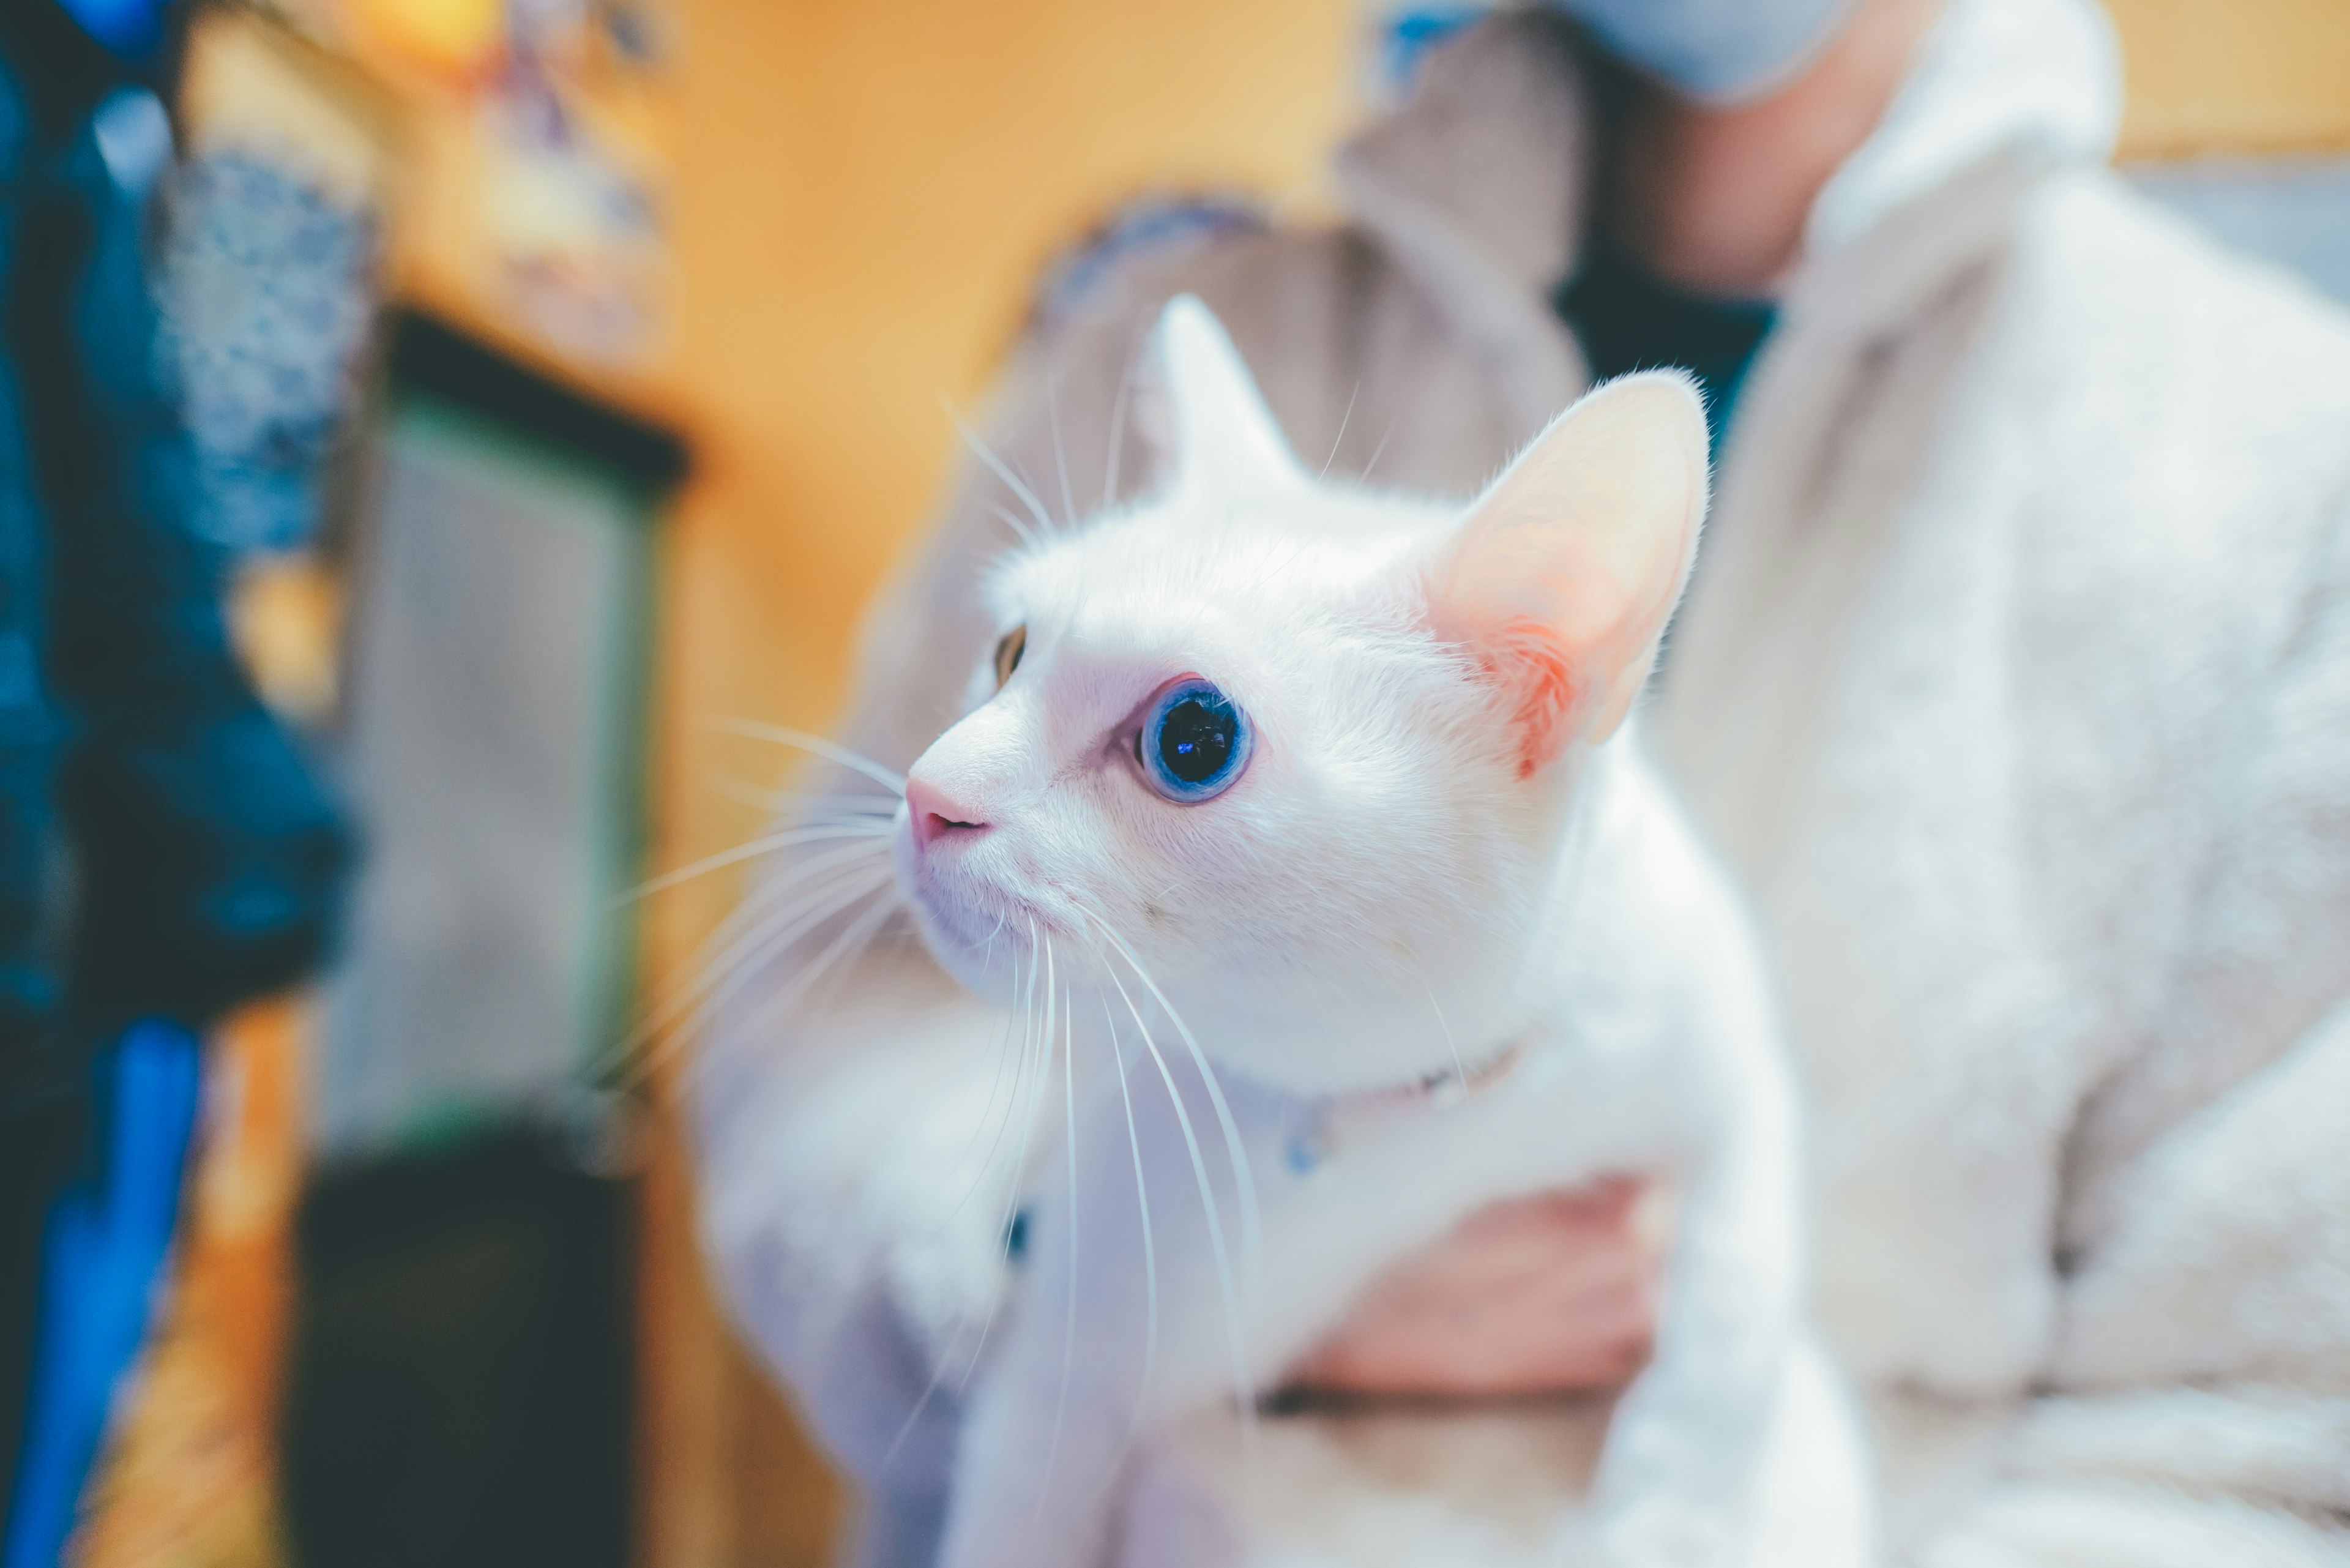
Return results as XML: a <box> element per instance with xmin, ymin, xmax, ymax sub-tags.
<box><xmin>50</xmin><ymin>0</ymin><xmax>170</xmax><ymax>60</ymax></box>
<box><xmin>1384</xmin><ymin>0</ymin><xmax>1856</xmax><ymax>102</ymax></box>
<box><xmin>1</xmin><ymin>1022</ymin><xmax>202</xmax><ymax>1568</ymax></box>
<box><xmin>1550</xmin><ymin>0</ymin><xmax>1854</xmax><ymax>100</ymax></box>
<box><xmin>0</xmin><ymin>0</ymin><xmax>357</xmax><ymax>1546</ymax></box>
<box><xmin>1378</xmin><ymin>6</ymin><xmax>1491</xmax><ymax>98</ymax></box>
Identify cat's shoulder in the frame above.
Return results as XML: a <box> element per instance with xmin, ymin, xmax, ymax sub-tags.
<box><xmin>1565</xmin><ymin>740</ymin><xmax>1777</xmax><ymax>1012</ymax></box>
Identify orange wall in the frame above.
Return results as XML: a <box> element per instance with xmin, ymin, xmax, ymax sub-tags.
<box><xmin>2108</xmin><ymin>0</ymin><xmax>2350</xmax><ymax>159</ymax></box>
<box><xmin>645</xmin><ymin>0</ymin><xmax>1357</xmax><ymax>974</ymax></box>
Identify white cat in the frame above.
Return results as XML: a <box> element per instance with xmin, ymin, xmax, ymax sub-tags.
<box><xmin>878</xmin><ymin>297</ymin><xmax>1870</xmax><ymax>1568</ymax></box>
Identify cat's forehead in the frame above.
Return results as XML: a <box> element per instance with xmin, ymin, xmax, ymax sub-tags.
<box><xmin>983</xmin><ymin>485</ymin><xmax>1442</xmax><ymax>638</ymax></box>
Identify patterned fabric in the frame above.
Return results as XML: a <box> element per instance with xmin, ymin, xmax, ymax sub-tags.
<box><xmin>160</xmin><ymin>152</ymin><xmax>378</xmax><ymax>555</ymax></box>
<box><xmin>1029</xmin><ymin>198</ymin><xmax>1265</xmax><ymax>335</ymax></box>
<box><xmin>0</xmin><ymin>5</ymin><xmax>352</xmax><ymax>1537</ymax></box>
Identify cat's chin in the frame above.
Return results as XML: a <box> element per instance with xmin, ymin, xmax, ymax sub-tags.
<box><xmin>900</xmin><ymin>889</ymin><xmax>1010</xmax><ymax>997</ymax></box>
<box><xmin>904</xmin><ymin>914</ymin><xmax>1494</xmax><ymax>1098</ymax></box>
<box><xmin>896</xmin><ymin>856</ymin><xmax>1050</xmax><ymax>1004</ymax></box>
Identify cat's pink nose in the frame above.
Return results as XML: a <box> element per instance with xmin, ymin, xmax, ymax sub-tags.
<box><xmin>906</xmin><ymin>777</ymin><xmax>990</xmax><ymax>849</ymax></box>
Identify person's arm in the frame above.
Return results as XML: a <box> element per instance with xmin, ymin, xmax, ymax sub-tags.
<box><xmin>1925</xmin><ymin>464</ymin><xmax>2350</xmax><ymax>1559</ymax></box>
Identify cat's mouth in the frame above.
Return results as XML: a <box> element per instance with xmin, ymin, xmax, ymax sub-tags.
<box><xmin>895</xmin><ymin>835</ymin><xmax>996</xmax><ymax>952</ymax></box>
<box><xmin>892</xmin><ymin>819</ymin><xmax>1092</xmax><ymax>991</ymax></box>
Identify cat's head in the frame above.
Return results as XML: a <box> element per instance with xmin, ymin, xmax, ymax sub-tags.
<box><xmin>893</xmin><ymin>297</ymin><xmax>1707</xmax><ymax>1095</ymax></box>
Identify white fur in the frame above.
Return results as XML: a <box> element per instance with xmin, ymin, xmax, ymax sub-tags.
<box><xmin>889</xmin><ymin>301</ymin><xmax>1870</xmax><ymax>1568</ymax></box>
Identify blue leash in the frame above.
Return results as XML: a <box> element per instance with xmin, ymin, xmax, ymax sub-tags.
<box><xmin>2</xmin><ymin>1022</ymin><xmax>201</xmax><ymax>1567</ymax></box>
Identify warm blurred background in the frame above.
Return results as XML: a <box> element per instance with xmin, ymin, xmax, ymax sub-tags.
<box><xmin>61</xmin><ymin>1</ymin><xmax>2349</xmax><ymax>1565</ymax></box>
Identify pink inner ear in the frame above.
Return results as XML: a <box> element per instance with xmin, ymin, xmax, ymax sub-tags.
<box><xmin>1433</xmin><ymin>540</ymin><xmax>1660</xmax><ymax>779</ymax></box>
<box><xmin>1429</xmin><ymin>373</ymin><xmax>1708</xmax><ymax>777</ymax></box>
<box><xmin>1478</xmin><ymin>613</ymin><xmax>1585</xmax><ymax>782</ymax></box>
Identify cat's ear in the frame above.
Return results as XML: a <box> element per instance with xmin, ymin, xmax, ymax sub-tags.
<box><xmin>1429</xmin><ymin>372</ymin><xmax>1709</xmax><ymax>776</ymax></box>
<box><xmin>1143</xmin><ymin>296</ymin><xmax>1307</xmax><ymax>497</ymax></box>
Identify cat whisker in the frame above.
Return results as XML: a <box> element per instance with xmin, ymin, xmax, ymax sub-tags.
<box><xmin>706</xmin><ymin>773</ymin><xmax>790</xmax><ymax>815</ymax></box>
<box><xmin>925</xmin><ymin>919</ymin><xmax>1025</xmax><ymax>1219</ymax></box>
<box><xmin>877</xmin><ymin>935</ymin><xmax>1035</xmax><ymax>1479</ymax></box>
<box><xmin>1100</xmin><ymin>991</ymin><xmax>1160</xmax><ymax>1467</ymax></box>
<box><xmin>631</xmin><ymin>897</ymin><xmax>893</xmax><ymax>1094</ymax></box>
<box><xmin>1426</xmin><ymin>985</ymin><xmax>1468</xmax><ymax>1091</ymax></box>
<box><xmin>617</xmin><ymin>866</ymin><xmax>896</xmax><ymax>1093</ymax></box>
<box><xmin>676</xmin><ymin>838</ymin><xmax>894</xmax><ymax>1001</ymax></box>
<box><xmin>955</xmin><ymin>920</ymin><xmax>1056</xmax><ymax>1395</ymax></box>
<box><xmin>622</xmin><ymin>845</ymin><xmax>895</xmax><ymax>1069</ymax></box>
<box><xmin>1320</xmin><ymin>379</ymin><xmax>1359</xmax><ymax>481</ymax></box>
<box><xmin>935</xmin><ymin>931</ymin><xmax>1043</xmax><ymax>1229</ymax></box>
<box><xmin>739</xmin><ymin>884</ymin><xmax>901</xmax><ymax>1038</ymax></box>
<box><xmin>1034</xmin><ymin>965</ymin><xmax>1080</xmax><ymax>1528</ymax></box>
<box><xmin>1080</xmin><ymin>909</ymin><xmax>1263</xmax><ymax>1302</ymax></box>
<box><xmin>947</xmin><ymin>400</ymin><xmax>1056</xmax><ymax>541</ymax></box>
<box><xmin>702</xmin><ymin>716</ymin><xmax>908</xmax><ymax>796</ymax></box>
<box><xmin>983</xmin><ymin>498</ymin><xmax>1041</xmax><ymax>550</ymax></box>
<box><xmin>1101</xmin><ymin>345</ymin><xmax>1135</xmax><ymax>510</ymax></box>
<box><xmin>1358</xmin><ymin>409</ymin><xmax>1404</xmax><ymax>485</ymax></box>
<box><xmin>949</xmin><ymin>931</ymin><xmax>1053</xmax><ymax>1382</ymax></box>
<box><xmin>1048</xmin><ymin>368</ymin><xmax>1080</xmax><ymax>532</ymax></box>
<box><xmin>1087</xmin><ymin>916</ymin><xmax>1256</xmax><ymax>1460</ymax></box>
<box><xmin>712</xmin><ymin>780</ymin><xmax>901</xmax><ymax>819</ymax></box>
<box><xmin>621</xmin><ymin>859</ymin><xmax>900</xmax><ymax>1091</ymax></box>
<box><xmin>617</xmin><ymin>821</ymin><xmax>893</xmax><ymax>906</ymax></box>
<box><xmin>619</xmin><ymin>847</ymin><xmax>887</xmax><ymax>1084</ymax></box>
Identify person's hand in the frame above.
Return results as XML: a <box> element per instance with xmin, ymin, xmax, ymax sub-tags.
<box><xmin>1283</xmin><ymin>1178</ymin><xmax>1666</xmax><ymax>1400</ymax></box>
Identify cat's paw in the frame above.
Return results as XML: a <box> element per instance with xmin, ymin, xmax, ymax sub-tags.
<box><xmin>880</xmin><ymin>1203</ymin><xmax>1020</xmax><ymax>1372</ymax></box>
<box><xmin>704</xmin><ymin>993</ymin><xmax>1028</xmax><ymax>1367</ymax></box>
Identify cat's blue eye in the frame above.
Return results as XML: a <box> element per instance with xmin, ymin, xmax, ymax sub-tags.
<box><xmin>1140</xmin><ymin>678</ymin><xmax>1251</xmax><ymax>804</ymax></box>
